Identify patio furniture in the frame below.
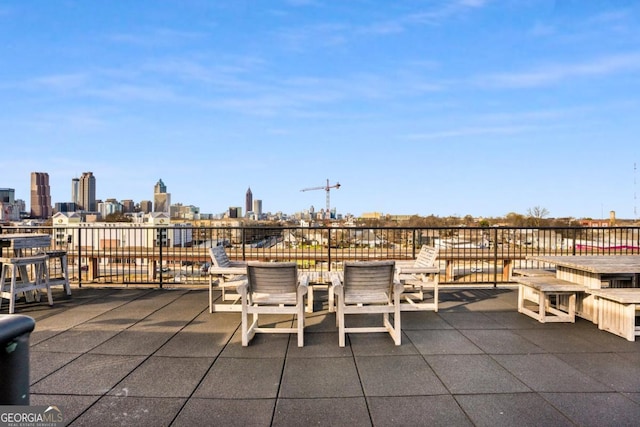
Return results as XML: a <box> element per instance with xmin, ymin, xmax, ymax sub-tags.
<box><xmin>207</xmin><ymin>246</ymin><xmax>247</xmax><ymax>313</ymax></box>
<box><xmin>586</xmin><ymin>288</ymin><xmax>640</xmax><ymax>341</ymax></box>
<box><xmin>45</xmin><ymin>250</ymin><xmax>71</xmax><ymax>296</ymax></box>
<box><xmin>238</xmin><ymin>262</ymin><xmax>309</xmax><ymax>347</ymax></box>
<box><xmin>332</xmin><ymin>261</ymin><xmax>403</xmax><ymax>347</ymax></box>
<box><xmin>306</xmin><ymin>271</ymin><xmax>335</xmax><ymax>313</ymax></box>
<box><xmin>0</xmin><ymin>254</ymin><xmax>53</xmax><ymax>314</ymax></box>
<box><xmin>526</xmin><ymin>255</ymin><xmax>640</xmax><ymax>323</ymax></box>
<box><xmin>515</xmin><ymin>275</ymin><xmax>584</xmax><ymax>323</ymax></box>
<box><xmin>395</xmin><ymin>245</ymin><xmax>439</xmax><ymax>311</ymax></box>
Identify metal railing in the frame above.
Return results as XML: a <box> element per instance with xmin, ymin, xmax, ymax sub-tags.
<box><xmin>2</xmin><ymin>225</ymin><xmax>639</xmax><ymax>288</ymax></box>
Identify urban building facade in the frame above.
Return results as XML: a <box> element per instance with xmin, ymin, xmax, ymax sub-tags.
<box><xmin>30</xmin><ymin>172</ymin><xmax>52</xmax><ymax>219</ymax></box>
<box><xmin>71</xmin><ymin>177</ymin><xmax>80</xmax><ymax>206</ymax></box>
<box><xmin>253</xmin><ymin>199</ymin><xmax>262</xmax><ymax>218</ymax></box>
<box><xmin>0</xmin><ymin>188</ymin><xmax>22</xmax><ymax>221</ymax></box>
<box><xmin>79</xmin><ymin>172</ymin><xmax>97</xmax><ymax>212</ymax></box>
<box><xmin>154</xmin><ymin>179</ymin><xmax>170</xmax><ymax>213</ymax></box>
<box><xmin>245</xmin><ymin>187</ymin><xmax>252</xmax><ymax>217</ymax></box>
<box><xmin>140</xmin><ymin>200</ymin><xmax>152</xmax><ymax>213</ymax></box>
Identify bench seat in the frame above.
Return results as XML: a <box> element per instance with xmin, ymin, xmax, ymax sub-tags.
<box><xmin>515</xmin><ymin>276</ymin><xmax>585</xmax><ymax>323</ymax></box>
<box><xmin>512</xmin><ymin>268</ymin><xmax>556</xmax><ymax>277</ymax></box>
<box><xmin>586</xmin><ymin>288</ymin><xmax>640</xmax><ymax>341</ymax></box>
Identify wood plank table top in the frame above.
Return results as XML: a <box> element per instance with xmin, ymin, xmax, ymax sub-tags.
<box><xmin>526</xmin><ymin>255</ymin><xmax>640</xmax><ymax>274</ymax></box>
<box><xmin>586</xmin><ymin>288</ymin><xmax>640</xmax><ymax>303</ymax></box>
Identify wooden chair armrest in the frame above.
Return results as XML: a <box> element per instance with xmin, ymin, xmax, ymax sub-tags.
<box><xmin>392</xmin><ymin>281</ymin><xmax>405</xmax><ymax>295</ymax></box>
<box><xmin>298</xmin><ymin>274</ymin><xmax>309</xmax><ymax>296</ymax></box>
<box><xmin>209</xmin><ymin>267</ymin><xmax>246</xmax><ymax>275</ymax></box>
<box><xmin>396</xmin><ymin>266</ymin><xmax>439</xmax><ymax>274</ymax></box>
<box><xmin>236</xmin><ymin>279</ymin><xmax>249</xmax><ymax>295</ymax></box>
<box><xmin>329</xmin><ymin>271</ymin><xmax>343</xmax><ymax>288</ymax></box>
<box><xmin>228</xmin><ymin>261</ymin><xmax>248</xmax><ymax>267</ymax></box>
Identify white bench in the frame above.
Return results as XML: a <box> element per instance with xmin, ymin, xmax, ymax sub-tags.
<box><xmin>586</xmin><ymin>288</ymin><xmax>640</xmax><ymax>341</ymax></box>
<box><xmin>515</xmin><ymin>276</ymin><xmax>585</xmax><ymax>323</ymax></box>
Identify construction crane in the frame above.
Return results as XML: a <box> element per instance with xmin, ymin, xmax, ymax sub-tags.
<box><xmin>301</xmin><ymin>179</ymin><xmax>341</xmax><ymax>217</ymax></box>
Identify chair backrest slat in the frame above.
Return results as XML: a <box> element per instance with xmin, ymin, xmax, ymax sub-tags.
<box><xmin>247</xmin><ymin>262</ymin><xmax>298</xmax><ymax>294</ymax></box>
<box><xmin>343</xmin><ymin>261</ymin><xmax>395</xmax><ymax>294</ymax></box>
<box><xmin>210</xmin><ymin>246</ymin><xmax>231</xmax><ymax>268</ymax></box>
<box><xmin>414</xmin><ymin>245</ymin><xmax>437</xmax><ymax>268</ymax></box>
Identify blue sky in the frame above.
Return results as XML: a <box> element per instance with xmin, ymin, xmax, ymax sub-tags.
<box><xmin>1</xmin><ymin>0</ymin><xmax>639</xmax><ymax>219</ymax></box>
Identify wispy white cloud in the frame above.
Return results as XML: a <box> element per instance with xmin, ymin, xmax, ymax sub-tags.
<box><xmin>406</xmin><ymin>124</ymin><xmax>534</xmax><ymax>140</ymax></box>
<box><xmin>284</xmin><ymin>0</ymin><xmax>323</xmax><ymax>6</ymax></box>
<box><xmin>477</xmin><ymin>52</ymin><xmax>640</xmax><ymax>88</ymax></box>
<box><xmin>107</xmin><ymin>28</ymin><xmax>205</xmax><ymax>47</ymax></box>
<box><xmin>31</xmin><ymin>73</ymin><xmax>88</xmax><ymax>91</ymax></box>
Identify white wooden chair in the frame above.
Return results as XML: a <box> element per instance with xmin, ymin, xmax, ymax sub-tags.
<box><xmin>395</xmin><ymin>245</ymin><xmax>439</xmax><ymax>311</ymax></box>
<box><xmin>331</xmin><ymin>261</ymin><xmax>403</xmax><ymax>347</ymax></box>
<box><xmin>237</xmin><ymin>262</ymin><xmax>309</xmax><ymax>347</ymax></box>
<box><xmin>207</xmin><ymin>246</ymin><xmax>247</xmax><ymax>313</ymax></box>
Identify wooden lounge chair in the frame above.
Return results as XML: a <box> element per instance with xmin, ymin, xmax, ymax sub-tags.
<box><xmin>332</xmin><ymin>261</ymin><xmax>403</xmax><ymax>347</ymax></box>
<box><xmin>207</xmin><ymin>246</ymin><xmax>247</xmax><ymax>313</ymax></box>
<box><xmin>395</xmin><ymin>245</ymin><xmax>439</xmax><ymax>311</ymax></box>
<box><xmin>237</xmin><ymin>262</ymin><xmax>309</xmax><ymax>347</ymax></box>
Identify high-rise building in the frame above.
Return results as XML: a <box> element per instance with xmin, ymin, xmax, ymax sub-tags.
<box><xmin>154</xmin><ymin>179</ymin><xmax>166</xmax><ymax>194</ymax></box>
<box><xmin>253</xmin><ymin>199</ymin><xmax>262</xmax><ymax>218</ymax></box>
<box><xmin>245</xmin><ymin>187</ymin><xmax>253</xmax><ymax>216</ymax></box>
<box><xmin>79</xmin><ymin>172</ymin><xmax>96</xmax><ymax>212</ymax></box>
<box><xmin>30</xmin><ymin>172</ymin><xmax>52</xmax><ymax>219</ymax></box>
<box><xmin>121</xmin><ymin>199</ymin><xmax>135</xmax><ymax>213</ymax></box>
<box><xmin>153</xmin><ymin>179</ymin><xmax>170</xmax><ymax>213</ymax></box>
<box><xmin>71</xmin><ymin>177</ymin><xmax>80</xmax><ymax>206</ymax></box>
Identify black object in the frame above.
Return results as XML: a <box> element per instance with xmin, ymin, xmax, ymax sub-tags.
<box><xmin>0</xmin><ymin>314</ymin><xmax>36</xmax><ymax>405</ymax></box>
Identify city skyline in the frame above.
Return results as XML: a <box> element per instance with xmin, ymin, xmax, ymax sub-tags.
<box><xmin>1</xmin><ymin>1</ymin><xmax>639</xmax><ymax>219</ymax></box>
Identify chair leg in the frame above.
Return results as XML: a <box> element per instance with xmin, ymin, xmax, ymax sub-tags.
<box><xmin>40</xmin><ymin>261</ymin><xmax>53</xmax><ymax>307</ymax></box>
<box><xmin>9</xmin><ymin>266</ymin><xmax>17</xmax><ymax>314</ymax></box>
<box><xmin>338</xmin><ymin>302</ymin><xmax>346</xmax><ymax>347</ymax></box>
<box><xmin>61</xmin><ymin>254</ymin><xmax>71</xmax><ymax>295</ymax></box>
<box><xmin>209</xmin><ymin>276</ymin><xmax>214</xmax><ymax>314</ymax></box>
<box><xmin>297</xmin><ymin>296</ymin><xmax>305</xmax><ymax>347</ymax></box>
<box><xmin>433</xmin><ymin>282</ymin><xmax>439</xmax><ymax>313</ymax></box>
<box><xmin>0</xmin><ymin>264</ymin><xmax>7</xmax><ymax>312</ymax></box>
<box><xmin>241</xmin><ymin>300</ymin><xmax>249</xmax><ymax>346</ymax></box>
<box><xmin>394</xmin><ymin>294</ymin><xmax>401</xmax><ymax>346</ymax></box>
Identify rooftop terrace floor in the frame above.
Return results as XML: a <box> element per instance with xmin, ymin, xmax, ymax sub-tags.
<box><xmin>12</xmin><ymin>285</ymin><xmax>640</xmax><ymax>426</ymax></box>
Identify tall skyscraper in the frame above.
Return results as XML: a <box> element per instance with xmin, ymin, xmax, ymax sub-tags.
<box><xmin>253</xmin><ymin>199</ymin><xmax>262</xmax><ymax>218</ymax></box>
<box><xmin>154</xmin><ymin>179</ymin><xmax>166</xmax><ymax>194</ymax></box>
<box><xmin>71</xmin><ymin>177</ymin><xmax>80</xmax><ymax>206</ymax></box>
<box><xmin>30</xmin><ymin>172</ymin><xmax>52</xmax><ymax>219</ymax></box>
<box><xmin>153</xmin><ymin>179</ymin><xmax>170</xmax><ymax>213</ymax></box>
<box><xmin>79</xmin><ymin>172</ymin><xmax>97</xmax><ymax>212</ymax></box>
<box><xmin>245</xmin><ymin>187</ymin><xmax>253</xmax><ymax>215</ymax></box>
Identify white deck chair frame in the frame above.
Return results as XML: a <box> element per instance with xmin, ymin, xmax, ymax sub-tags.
<box><xmin>238</xmin><ymin>262</ymin><xmax>309</xmax><ymax>347</ymax></box>
<box><xmin>332</xmin><ymin>261</ymin><xmax>403</xmax><ymax>347</ymax></box>
<box><xmin>207</xmin><ymin>246</ymin><xmax>247</xmax><ymax>313</ymax></box>
<box><xmin>395</xmin><ymin>245</ymin><xmax>439</xmax><ymax>311</ymax></box>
